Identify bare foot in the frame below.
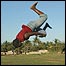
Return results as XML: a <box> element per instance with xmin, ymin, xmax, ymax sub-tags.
<box><xmin>30</xmin><ymin>2</ymin><xmax>38</xmax><ymax>9</ymax></box>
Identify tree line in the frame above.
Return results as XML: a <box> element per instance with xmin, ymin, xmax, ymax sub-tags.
<box><xmin>1</xmin><ymin>37</ymin><xmax>65</xmax><ymax>55</ymax></box>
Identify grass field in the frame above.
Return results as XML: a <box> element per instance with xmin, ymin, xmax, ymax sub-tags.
<box><xmin>1</xmin><ymin>53</ymin><xmax>65</xmax><ymax>65</ymax></box>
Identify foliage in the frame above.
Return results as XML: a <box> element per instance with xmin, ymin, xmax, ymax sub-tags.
<box><xmin>1</xmin><ymin>38</ymin><xmax>65</xmax><ymax>54</ymax></box>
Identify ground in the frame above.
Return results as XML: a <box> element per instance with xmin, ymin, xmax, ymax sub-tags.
<box><xmin>1</xmin><ymin>52</ymin><xmax>65</xmax><ymax>65</ymax></box>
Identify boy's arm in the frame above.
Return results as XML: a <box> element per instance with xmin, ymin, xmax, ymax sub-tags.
<box><xmin>24</xmin><ymin>32</ymin><xmax>46</xmax><ymax>40</ymax></box>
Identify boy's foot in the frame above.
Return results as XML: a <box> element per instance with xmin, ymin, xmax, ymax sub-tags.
<box><xmin>30</xmin><ymin>2</ymin><xmax>38</xmax><ymax>9</ymax></box>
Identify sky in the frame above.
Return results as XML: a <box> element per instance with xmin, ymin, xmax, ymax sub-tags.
<box><xmin>1</xmin><ymin>1</ymin><xmax>65</xmax><ymax>43</ymax></box>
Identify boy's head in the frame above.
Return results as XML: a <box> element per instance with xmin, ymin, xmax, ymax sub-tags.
<box><xmin>13</xmin><ymin>38</ymin><xmax>22</xmax><ymax>48</ymax></box>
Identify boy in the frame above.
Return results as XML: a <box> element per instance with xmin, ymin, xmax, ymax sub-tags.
<box><xmin>13</xmin><ymin>2</ymin><xmax>52</xmax><ymax>48</ymax></box>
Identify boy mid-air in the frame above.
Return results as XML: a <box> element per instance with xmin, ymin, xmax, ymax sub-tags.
<box><xmin>13</xmin><ymin>2</ymin><xmax>52</xmax><ymax>48</ymax></box>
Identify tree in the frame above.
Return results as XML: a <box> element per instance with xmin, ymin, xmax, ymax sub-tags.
<box><xmin>33</xmin><ymin>36</ymin><xmax>41</xmax><ymax>45</ymax></box>
<box><xmin>15</xmin><ymin>48</ymin><xmax>19</xmax><ymax>55</ymax></box>
<box><xmin>23</xmin><ymin>40</ymin><xmax>32</xmax><ymax>53</ymax></box>
<box><xmin>32</xmin><ymin>36</ymin><xmax>47</xmax><ymax>51</ymax></box>
<box><xmin>54</xmin><ymin>39</ymin><xmax>59</xmax><ymax>51</ymax></box>
<box><xmin>1</xmin><ymin>41</ymin><xmax>8</xmax><ymax>55</ymax></box>
<box><xmin>32</xmin><ymin>36</ymin><xmax>40</xmax><ymax>51</ymax></box>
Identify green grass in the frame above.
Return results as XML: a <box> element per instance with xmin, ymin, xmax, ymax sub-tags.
<box><xmin>1</xmin><ymin>53</ymin><xmax>65</xmax><ymax>65</ymax></box>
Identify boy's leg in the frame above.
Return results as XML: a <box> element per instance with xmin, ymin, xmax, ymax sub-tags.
<box><xmin>27</xmin><ymin>2</ymin><xmax>47</xmax><ymax>31</ymax></box>
<box><xmin>30</xmin><ymin>2</ymin><xmax>44</xmax><ymax>15</ymax></box>
<box><xmin>35</xmin><ymin>27</ymin><xmax>42</xmax><ymax>31</ymax></box>
<box><xmin>30</xmin><ymin>2</ymin><xmax>47</xmax><ymax>29</ymax></box>
<box><xmin>27</xmin><ymin>2</ymin><xmax>48</xmax><ymax>37</ymax></box>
